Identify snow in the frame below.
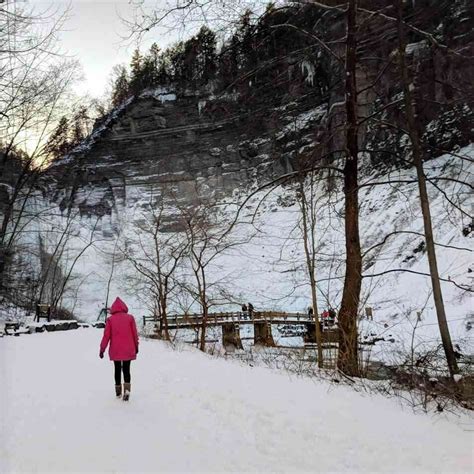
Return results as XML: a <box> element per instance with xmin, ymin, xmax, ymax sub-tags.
<box><xmin>300</xmin><ymin>60</ymin><xmax>316</xmax><ymax>86</ymax></box>
<box><xmin>198</xmin><ymin>99</ymin><xmax>207</xmax><ymax>115</ymax></box>
<box><xmin>405</xmin><ymin>41</ymin><xmax>428</xmax><ymax>55</ymax></box>
<box><xmin>276</xmin><ymin>105</ymin><xmax>326</xmax><ymax>140</ymax></box>
<box><xmin>14</xmin><ymin>142</ymin><xmax>473</xmax><ymax>373</ymax></box>
<box><xmin>145</xmin><ymin>87</ymin><xmax>177</xmax><ymax>103</ymax></box>
<box><xmin>1</xmin><ymin>330</ymin><xmax>472</xmax><ymax>473</ymax></box>
<box><xmin>157</xmin><ymin>93</ymin><xmax>177</xmax><ymax>103</ymax></box>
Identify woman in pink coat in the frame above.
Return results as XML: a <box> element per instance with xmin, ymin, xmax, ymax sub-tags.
<box><xmin>99</xmin><ymin>297</ymin><xmax>139</xmax><ymax>401</ymax></box>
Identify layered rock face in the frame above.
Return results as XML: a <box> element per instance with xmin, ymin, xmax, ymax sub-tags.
<box><xmin>44</xmin><ymin>1</ymin><xmax>473</xmax><ymax>220</ymax></box>
<box><xmin>47</xmin><ymin>91</ymin><xmax>301</xmax><ymax>219</ymax></box>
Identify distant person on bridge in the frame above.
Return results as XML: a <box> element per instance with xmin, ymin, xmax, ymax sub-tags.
<box><xmin>328</xmin><ymin>308</ymin><xmax>336</xmax><ymax>326</ymax></box>
<box><xmin>99</xmin><ymin>297</ymin><xmax>139</xmax><ymax>401</ymax></box>
<box><xmin>321</xmin><ymin>309</ymin><xmax>329</xmax><ymax>327</ymax></box>
<box><xmin>241</xmin><ymin>304</ymin><xmax>248</xmax><ymax>320</ymax></box>
<box><xmin>248</xmin><ymin>302</ymin><xmax>254</xmax><ymax>319</ymax></box>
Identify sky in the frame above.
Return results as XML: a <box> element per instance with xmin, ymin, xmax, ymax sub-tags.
<box><xmin>25</xmin><ymin>0</ymin><xmax>271</xmax><ymax>100</ymax></box>
<box><xmin>30</xmin><ymin>1</ymin><xmax>178</xmax><ymax>98</ymax></box>
<box><xmin>27</xmin><ymin>0</ymin><xmax>270</xmax><ymax>99</ymax></box>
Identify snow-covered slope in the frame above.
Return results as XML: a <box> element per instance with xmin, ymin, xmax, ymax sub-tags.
<box><xmin>1</xmin><ymin>329</ymin><xmax>472</xmax><ymax>473</ymax></box>
<box><xmin>0</xmin><ymin>132</ymin><xmax>474</xmax><ymax>370</ymax></box>
<box><xmin>15</xmin><ymin>144</ymin><xmax>471</xmax><ymax>366</ymax></box>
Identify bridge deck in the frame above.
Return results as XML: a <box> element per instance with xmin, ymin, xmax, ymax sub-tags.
<box><xmin>164</xmin><ymin>319</ymin><xmax>312</xmax><ymax>329</ymax></box>
<box><xmin>144</xmin><ymin>311</ymin><xmax>329</xmax><ymax>330</ymax></box>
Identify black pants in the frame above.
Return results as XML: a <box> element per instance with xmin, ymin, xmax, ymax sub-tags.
<box><xmin>114</xmin><ymin>360</ymin><xmax>131</xmax><ymax>385</ymax></box>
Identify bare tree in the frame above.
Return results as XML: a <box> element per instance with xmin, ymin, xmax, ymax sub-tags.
<box><xmin>179</xmin><ymin>194</ymin><xmax>247</xmax><ymax>352</ymax></box>
<box><xmin>122</xmin><ymin>196</ymin><xmax>188</xmax><ymax>340</ymax></box>
<box><xmin>50</xmin><ymin>218</ymin><xmax>102</xmax><ymax>316</ymax></box>
<box><xmin>123</xmin><ymin>0</ymin><xmax>269</xmax><ymax>41</ymax></box>
<box><xmin>291</xmin><ymin>133</ymin><xmax>326</xmax><ymax>367</ymax></box>
<box><xmin>336</xmin><ymin>0</ymin><xmax>361</xmax><ymax>376</ymax></box>
<box><xmin>0</xmin><ymin>1</ymin><xmax>77</xmax><ymax>298</ymax></box>
<box><xmin>394</xmin><ymin>0</ymin><xmax>459</xmax><ymax>378</ymax></box>
<box><xmin>182</xmin><ymin>201</ymin><xmax>223</xmax><ymax>351</ymax></box>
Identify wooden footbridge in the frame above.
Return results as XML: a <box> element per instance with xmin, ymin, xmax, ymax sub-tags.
<box><xmin>143</xmin><ymin>311</ymin><xmax>339</xmax><ymax>348</ymax></box>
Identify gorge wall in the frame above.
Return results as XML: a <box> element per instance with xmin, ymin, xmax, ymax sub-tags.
<box><xmin>46</xmin><ymin>90</ymin><xmax>303</xmax><ymax>221</ymax></box>
<box><xmin>42</xmin><ymin>0</ymin><xmax>474</xmax><ymax>226</ymax></box>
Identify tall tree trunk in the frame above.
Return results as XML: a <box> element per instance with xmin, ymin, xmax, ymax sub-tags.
<box><xmin>299</xmin><ymin>179</ymin><xmax>324</xmax><ymax>368</ymax></box>
<box><xmin>396</xmin><ymin>0</ymin><xmax>459</xmax><ymax>378</ymax></box>
<box><xmin>199</xmin><ymin>267</ymin><xmax>208</xmax><ymax>352</ymax></box>
<box><xmin>160</xmin><ymin>285</ymin><xmax>171</xmax><ymax>341</ymax></box>
<box><xmin>337</xmin><ymin>0</ymin><xmax>361</xmax><ymax>376</ymax></box>
<box><xmin>199</xmin><ymin>299</ymin><xmax>208</xmax><ymax>352</ymax></box>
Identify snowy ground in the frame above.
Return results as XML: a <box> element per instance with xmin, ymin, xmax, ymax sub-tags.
<box><xmin>1</xmin><ymin>330</ymin><xmax>472</xmax><ymax>473</ymax></box>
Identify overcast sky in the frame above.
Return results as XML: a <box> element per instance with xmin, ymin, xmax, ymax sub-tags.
<box><xmin>29</xmin><ymin>1</ymin><xmax>178</xmax><ymax>98</ymax></box>
<box><xmin>26</xmin><ymin>0</ymin><xmax>269</xmax><ymax>99</ymax></box>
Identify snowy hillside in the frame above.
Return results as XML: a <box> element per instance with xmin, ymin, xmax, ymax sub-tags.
<box><xmin>12</xmin><ymin>143</ymin><xmax>472</xmax><ymax>366</ymax></box>
<box><xmin>1</xmin><ymin>329</ymin><xmax>472</xmax><ymax>473</ymax></box>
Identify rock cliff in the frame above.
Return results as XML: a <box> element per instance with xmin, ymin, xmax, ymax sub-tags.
<box><xmin>47</xmin><ymin>89</ymin><xmax>308</xmax><ymax>219</ymax></box>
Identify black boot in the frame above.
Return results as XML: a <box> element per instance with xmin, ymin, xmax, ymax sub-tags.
<box><xmin>123</xmin><ymin>383</ymin><xmax>131</xmax><ymax>401</ymax></box>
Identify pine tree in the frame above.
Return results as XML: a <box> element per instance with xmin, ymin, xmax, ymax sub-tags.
<box><xmin>141</xmin><ymin>43</ymin><xmax>161</xmax><ymax>89</ymax></box>
<box><xmin>129</xmin><ymin>48</ymin><xmax>144</xmax><ymax>94</ymax></box>
<box><xmin>45</xmin><ymin>116</ymin><xmax>72</xmax><ymax>160</ymax></box>
<box><xmin>156</xmin><ymin>53</ymin><xmax>172</xmax><ymax>85</ymax></box>
<box><xmin>72</xmin><ymin>106</ymin><xmax>91</xmax><ymax>144</ymax></box>
<box><xmin>111</xmin><ymin>66</ymin><xmax>130</xmax><ymax>107</ymax></box>
<box><xmin>167</xmin><ymin>42</ymin><xmax>186</xmax><ymax>83</ymax></box>
<box><xmin>218</xmin><ymin>35</ymin><xmax>240</xmax><ymax>88</ymax></box>
<box><xmin>195</xmin><ymin>26</ymin><xmax>217</xmax><ymax>83</ymax></box>
<box><xmin>182</xmin><ymin>37</ymin><xmax>199</xmax><ymax>83</ymax></box>
<box><xmin>236</xmin><ymin>9</ymin><xmax>257</xmax><ymax>71</ymax></box>
<box><xmin>149</xmin><ymin>43</ymin><xmax>160</xmax><ymax>70</ymax></box>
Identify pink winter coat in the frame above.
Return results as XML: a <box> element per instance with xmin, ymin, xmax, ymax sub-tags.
<box><xmin>100</xmin><ymin>297</ymin><xmax>139</xmax><ymax>361</ymax></box>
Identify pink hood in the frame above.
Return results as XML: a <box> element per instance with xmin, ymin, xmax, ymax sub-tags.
<box><xmin>110</xmin><ymin>297</ymin><xmax>128</xmax><ymax>314</ymax></box>
<box><xmin>100</xmin><ymin>297</ymin><xmax>139</xmax><ymax>361</ymax></box>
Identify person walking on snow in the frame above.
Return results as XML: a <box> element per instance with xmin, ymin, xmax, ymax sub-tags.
<box><xmin>99</xmin><ymin>297</ymin><xmax>139</xmax><ymax>401</ymax></box>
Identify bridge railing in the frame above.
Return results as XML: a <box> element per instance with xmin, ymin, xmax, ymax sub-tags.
<box><xmin>143</xmin><ymin>311</ymin><xmax>316</xmax><ymax>328</ymax></box>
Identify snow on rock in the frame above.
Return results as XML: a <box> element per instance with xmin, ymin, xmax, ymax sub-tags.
<box><xmin>405</xmin><ymin>40</ymin><xmax>428</xmax><ymax>55</ymax></box>
<box><xmin>142</xmin><ymin>86</ymin><xmax>177</xmax><ymax>103</ymax></box>
<box><xmin>49</xmin><ymin>95</ymin><xmax>136</xmax><ymax>167</ymax></box>
<box><xmin>300</xmin><ymin>59</ymin><xmax>316</xmax><ymax>86</ymax></box>
<box><xmin>0</xmin><ymin>330</ymin><xmax>472</xmax><ymax>473</ymax></box>
<box><xmin>198</xmin><ymin>99</ymin><xmax>207</xmax><ymax>115</ymax></box>
<box><xmin>157</xmin><ymin>92</ymin><xmax>177</xmax><ymax>103</ymax></box>
<box><xmin>276</xmin><ymin>105</ymin><xmax>326</xmax><ymax>140</ymax></box>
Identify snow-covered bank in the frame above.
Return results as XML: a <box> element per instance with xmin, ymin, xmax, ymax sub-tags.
<box><xmin>17</xmin><ymin>145</ymin><xmax>472</xmax><ymax>364</ymax></box>
<box><xmin>1</xmin><ymin>330</ymin><xmax>472</xmax><ymax>473</ymax></box>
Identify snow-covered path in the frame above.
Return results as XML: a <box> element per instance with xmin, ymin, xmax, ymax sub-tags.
<box><xmin>1</xmin><ymin>330</ymin><xmax>472</xmax><ymax>473</ymax></box>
